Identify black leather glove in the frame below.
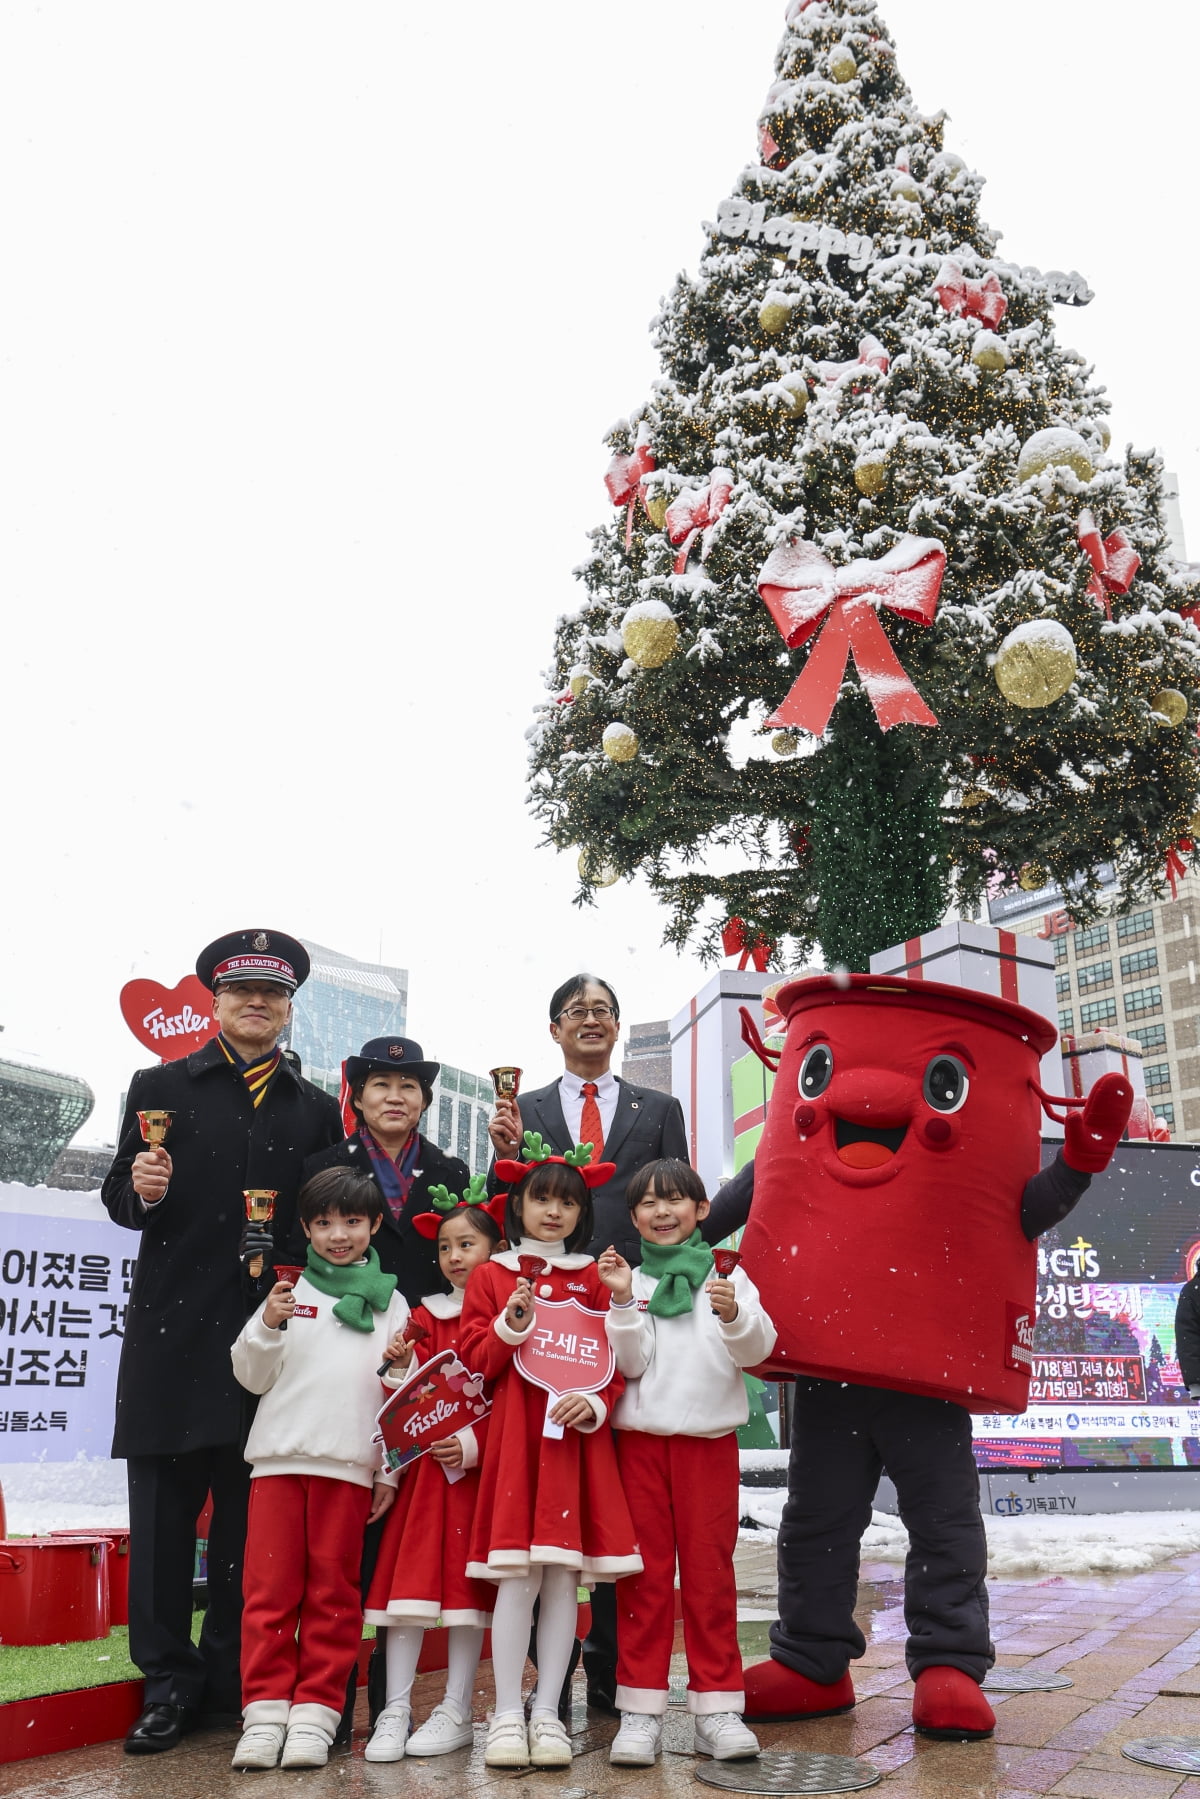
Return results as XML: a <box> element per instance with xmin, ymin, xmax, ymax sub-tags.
<box><xmin>238</xmin><ymin>1222</ymin><xmax>275</xmax><ymax>1268</ymax></box>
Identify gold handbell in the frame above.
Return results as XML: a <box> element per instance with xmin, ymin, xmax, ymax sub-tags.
<box><xmin>489</xmin><ymin>1066</ymin><xmax>523</xmax><ymax>1102</ymax></box>
<box><xmin>242</xmin><ymin>1191</ymin><xmax>278</xmax><ymax>1279</ymax></box>
<box><xmin>137</xmin><ymin>1110</ymin><xmax>175</xmax><ymax>1151</ymax></box>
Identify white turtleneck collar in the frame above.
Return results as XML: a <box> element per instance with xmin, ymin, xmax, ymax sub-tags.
<box><xmin>491</xmin><ymin>1236</ymin><xmax>595</xmax><ymax>1272</ymax></box>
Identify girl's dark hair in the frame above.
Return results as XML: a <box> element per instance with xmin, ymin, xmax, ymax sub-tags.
<box><xmin>505</xmin><ymin>1161</ymin><xmax>593</xmax><ymax>1254</ymax></box>
<box><xmin>350</xmin><ymin>1072</ymin><xmax>434</xmax><ymax>1124</ymax></box>
<box><xmin>437</xmin><ymin>1206</ymin><xmax>503</xmax><ymax>1250</ymax></box>
<box><xmin>626</xmin><ymin>1158</ymin><xmax>709</xmax><ymax>1213</ymax></box>
<box><xmin>298</xmin><ymin>1166</ymin><xmax>383</xmax><ymax>1225</ymax></box>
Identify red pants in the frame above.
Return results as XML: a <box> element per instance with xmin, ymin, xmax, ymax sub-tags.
<box><xmin>615</xmin><ymin>1430</ymin><xmax>742</xmax><ymax>1714</ymax></box>
<box><xmin>241</xmin><ymin>1474</ymin><xmax>372</xmax><ymax>1714</ymax></box>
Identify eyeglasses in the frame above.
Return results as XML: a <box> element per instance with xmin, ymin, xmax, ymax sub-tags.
<box><xmin>558</xmin><ymin>1004</ymin><xmax>617</xmax><ymax>1022</ymax></box>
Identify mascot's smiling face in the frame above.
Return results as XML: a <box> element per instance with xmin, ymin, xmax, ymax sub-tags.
<box><xmin>790</xmin><ymin>1014</ymin><xmax>976</xmax><ymax>1186</ymax></box>
<box><xmin>739</xmin><ymin>972</ymin><xmax>1058</xmax><ymax>1409</ymax></box>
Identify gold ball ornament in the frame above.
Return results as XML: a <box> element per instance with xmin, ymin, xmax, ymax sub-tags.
<box><xmin>568</xmin><ymin>667</ymin><xmax>591</xmax><ymax>699</ymax></box>
<box><xmin>1017</xmin><ymin>428</ymin><xmax>1095</xmax><ymax>485</ymax></box>
<box><xmin>643</xmin><ymin>489</ymin><xmax>670</xmax><ymax>530</ymax></box>
<box><xmin>771</xmin><ymin>730</ymin><xmax>801</xmax><ymax>757</ymax></box>
<box><xmin>759</xmin><ymin>297</ymin><xmax>793</xmax><ymax>335</ymax></box>
<box><xmin>854</xmin><ymin>454</ymin><xmax>888</xmax><ymax>498</ymax></box>
<box><xmin>1019</xmin><ymin>862</ymin><xmax>1047</xmax><ymax>892</ymax></box>
<box><xmin>829</xmin><ymin>45</ymin><xmax>858</xmax><ymax>82</ymax></box>
<box><xmin>1094</xmin><ymin>418</ymin><xmax>1112</xmax><ymax>450</ymax></box>
<box><xmin>621</xmin><ymin>600</ymin><xmax>679</xmax><ymax>669</ymax></box>
<box><xmin>890</xmin><ymin>173</ymin><xmax>921</xmax><ymax>203</ymax></box>
<box><xmin>602</xmin><ymin>722</ymin><xmax>639</xmax><ymax>762</ymax></box>
<box><xmin>960</xmin><ymin>786</ymin><xmax>987</xmax><ymax>809</ymax></box>
<box><xmin>1188</xmin><ymin>808</ymin><xmax>1200</xmax><ymax>837</ymax></box>
<box><xmin>993</xmin><ymin>619</ymin><xmax>1078</xmax><ymax>709</ymax></box>
<box><xmin>778</xmin><ymin>376</ymin><xmax>808</xmax><ymax>418</ymax></box>
<box><xmin>577</xmin><ymin>849</ymin><xmax>620</xmax><ymax>888</ymax></box>
<box><xmin>1151</xmin><ymin>688</ymin><xmax>1189</xmax><ymax>727</ymax></box>
<box><xmin>972</xmin><ymin>330</ymin><xmax>1009</xmax><ymax>372</ymax></box>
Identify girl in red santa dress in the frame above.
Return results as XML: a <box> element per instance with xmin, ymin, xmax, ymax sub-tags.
<box><xmin>363</xmin><ymin>1179</ymin><xmax>506</xmax><ymax>1764</ymax></box>
<box><xmin>459</xmin><ymin>1137</ymin><xmax>642</xmax><ymax>1771</ymax></box>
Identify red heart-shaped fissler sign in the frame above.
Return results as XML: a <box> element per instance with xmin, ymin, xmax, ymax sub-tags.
<box><xmin>120</xmin><ymin>975</ymin><xmax>219</xmax><ymax>1062</ymax></box>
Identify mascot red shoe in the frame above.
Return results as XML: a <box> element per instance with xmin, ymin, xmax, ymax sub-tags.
<box><xmin>737</xmin><ymin>973</ymin><xmax>1131</xmax><ymax>1737</ymax></box>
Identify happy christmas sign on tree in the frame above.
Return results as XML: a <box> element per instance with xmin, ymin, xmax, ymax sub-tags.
<box><xmin>530</xmin><ymin>0</ymin><xmax>1200</xmax><ymax>974</ymax></box>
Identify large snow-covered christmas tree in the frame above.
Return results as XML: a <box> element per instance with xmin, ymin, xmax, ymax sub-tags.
<box><xmin>528</xmin><ymin>0</ymin><xmax>1200</xmax><ymax>974</ymax></box>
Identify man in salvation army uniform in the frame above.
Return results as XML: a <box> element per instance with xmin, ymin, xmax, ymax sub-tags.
<box><xmin>102</xmin><ymin>929</ymin><xmax>342</xmax><ymax>1754</ymax></box>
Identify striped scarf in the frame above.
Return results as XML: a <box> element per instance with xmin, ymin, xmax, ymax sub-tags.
<box><xmin>218</xmin><ymin>1034</ymin><xmax>282</xmax><ymax>1109</ymax></box>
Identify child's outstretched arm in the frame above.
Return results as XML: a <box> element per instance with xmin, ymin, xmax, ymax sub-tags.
<box><xmin>230</xmin><ymin>1286</ymin><xmax>291</xmax><ymax>1394</ymax></box>
<box><xmin>711</xmin><ymin>1271</ymin><xmax>778</xmax><ymax>1368</ymax></box>
<box><xmin>459</xmin><ymin>1265</ymin><xmax>533</xmax><ymax>1379</ymax></box>
<box><xmin>599</xmin><ymin>1247</ymin><xmax>653</xmax><ymax>1378</ymax></box>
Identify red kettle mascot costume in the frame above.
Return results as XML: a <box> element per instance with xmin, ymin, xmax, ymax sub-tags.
<box><xmin>737</xmin><ymin>973</ymin><xmax>1132</xmax><ymax>1739</ymax></box>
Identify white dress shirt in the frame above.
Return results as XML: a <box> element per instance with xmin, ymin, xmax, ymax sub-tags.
<box><xmin>558</xmin><ymin>1068</ymin><xmax>620</xmax><ymax>1150</ymax></box>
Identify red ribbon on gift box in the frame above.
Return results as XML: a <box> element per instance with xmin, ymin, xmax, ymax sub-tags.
<box><xmin>1166</xmin><ymin>838</ymin><xmax>1193</xmax><ymax>900</ymax></box>
<box><xmin>721</xmin><ymin>917</ymin><xmax>774</xmax><ymax>973</ymax></box>
<box><xmin>1077</xmin><ymin>509</ymin><xmax>1140</xmax><ymax>620</ymax></box>
<box><xmin>758</xmin><ymin>535</ymin><xmax>946</xmax><ymax>734</ymax></box>
<box><xmin>932</xmin><ymin>258</ymin><xmax>1008</xmax><ymax>331</ymax></box>
<box><xmin>666</xmin><ymin>468</ymin><xmax>734</xmax><ymax>574</ymax></box>
<box><xmin>604</xmin><ymin>437</ymin><xmax>656</xmax><ymax>549</ymax></box>
<box><xmin>818</xmin><ymin>335</ymin><xmax>890</xmax><ymax>385</ymax></box>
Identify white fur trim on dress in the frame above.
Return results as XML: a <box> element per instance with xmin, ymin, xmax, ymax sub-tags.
<box><xmin>365</xmin><ymin>1600</ymin><xmax>493</xmax><ymax>1629</ymax></box>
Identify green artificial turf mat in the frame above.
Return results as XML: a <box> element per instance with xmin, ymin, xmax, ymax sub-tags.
<box><xmin>0</xmin><ymin>1625</ymin><xmax>162</xmax><ymax>1704</ymax></box>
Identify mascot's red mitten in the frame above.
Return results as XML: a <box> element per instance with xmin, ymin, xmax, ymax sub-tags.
<box><xmin>1063</xmin><ymin>1071</ymin><xmax>1134</xmax><ymax>1174</ymax></box>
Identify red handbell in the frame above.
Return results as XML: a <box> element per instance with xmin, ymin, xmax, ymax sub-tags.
<box><xmin>604</xmin><ymin>435</ymin><xmax>656</xmax><ymax>549</ymax></box>
<box><xmin>932</xmin><ymin>258</ymin><xmax>1008</xmax><ymax>331</ymax></box>
<box><xmin>517</xmin><ymin>1254</ymin><xmax>549</xmax><ymax>1281</ymax></box>
<box><xmin>758</xmin><ymin>534</ymin><xmax>946</xmax><ymax>734</ymax></box>
<box><xmin>1078</xmin><ymin>509</ymin><xmax>1140</xmax><ymax>620</ymax></box>
<box><xmin>712</xmin><ymin>1249</ymin><xmax>742</xmax><ymax>1277</ymax></box>
<box><xmin>666</xmin><ymin>468</ymin><xmax>734</xmax><ymax>574</ymax></box>
<box><xmin>402</xmin><ymin>1316</ymin><xmax>431</xmax><ymax>1346</ymax></box>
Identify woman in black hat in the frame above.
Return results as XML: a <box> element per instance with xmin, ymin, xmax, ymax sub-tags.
<box><xmin>300</xmin><ymin>1038</ymin><xmax>471</xmax><ymax>1307</ymax></box>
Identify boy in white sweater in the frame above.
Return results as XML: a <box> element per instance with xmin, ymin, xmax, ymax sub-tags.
<box><xmin>229</xmin><ymin>1167</ymin><xmax>409</xmax><ymax>1773</ymax></box>
<box><xmin>598</xmin><ymin>1158</ymin><xmax>776</xmax><ymax>1768</ymax></box>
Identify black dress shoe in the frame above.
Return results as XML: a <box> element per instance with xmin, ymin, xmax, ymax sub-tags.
<box><xmin>584</xmin><ymin>1668</ymin><xmax>619</xmax><ymax>1716</ymax></box>
<box><xmin>124</xmin><ymin>1702</ymin><xmax>193</xmax><ymax>1754</ymax></box>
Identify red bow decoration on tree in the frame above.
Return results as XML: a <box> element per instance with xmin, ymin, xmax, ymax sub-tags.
<box><xmin>1166</xmin><ymin>838</ymin><xmax>1193</xmax><ymax>901</ymax></box>
<box><xmin>818</xmin><ymin>335</ymin><xmax>890</xmax><ymax>385</ymax></box>
<box><xmin>666</xmin><ymin>468</ymin><xmax>734</xmax><ymax>573</ymax></box>
<box><xmin>604</xmin><ymin>432</ymin><xmax>656</xmax><ymax>549</ymax></box>
<box><xmin>721</xmin><ymin>917</ymin><xmax>774</xmax><ymax>972</ymax></box>
<box><xmin>758</xmin><ymin>535</ymin><xmax>946</xmax><ymax>734</ymax></box>
<box><xmin>932</xmin><ymin>258</ymin><xmax>1008</xmax><ymax>331</ymax></box>
<box><xmin>1077</xmin><ymin>509</ymin><xmax>1140</xmax><ymax>620</ymax></box>
<box><xmin>759</xmin><ymin>122</ymin><xmax>783</xmax><ymax>165</ymax></box>
<box><xmin>785</xmin><ymin>0</ymin><xmax>818</xmax><ymax>17</ymax></box>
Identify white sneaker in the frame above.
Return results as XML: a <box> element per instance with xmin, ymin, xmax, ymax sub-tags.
<box><xmin>231</xmin><ymin>1723</ymin><xmax>286</xmax><ymax>1769</ymax></box>
<box><xmin>694</xmin><ymin>1711</ymin><xmax>760</xmax><ymax>1761</ymax></box>
<box><xmin>610</xmin><ymin>1711</ymin><xmax>663</xmax><ymax>1766</ymax></box>
<box><xmin>364</xmin><ymin>1704</ymin><xmax>411</xmax><ymax>1763</ymax></box>
<box><xmin>484</xmin><ymin>1714</ymin><xmax>530</xmax><ymax>1768</ymax></box>
<box><xmin>405</xmin><ymin>1701</ymin><xmax>473</xmax><ymax>1756</ymax></box>
<box><xmin>528</xmin><ymin>1713</ymin><xmax>573</xmax><ymax>1768</ymax></box>
<box><xmin>280</xmin><ymin>1723</ymin><xmax>331</xmax><ymax>1769</ymax></box>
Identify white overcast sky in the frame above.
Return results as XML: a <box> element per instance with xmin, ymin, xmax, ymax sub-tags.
<box><xmin>1</xmin><ymin>1</ymin><xmax>1197</xmax><ymax>1143</ymax></box>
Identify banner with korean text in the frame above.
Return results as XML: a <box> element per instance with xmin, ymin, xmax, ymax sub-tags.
<box><xmin>0</xmin><ymin>1183</ymin><xmax>130</xmax><ymax>1459</ymax></box>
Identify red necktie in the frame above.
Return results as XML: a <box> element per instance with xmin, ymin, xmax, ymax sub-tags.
<box><xmin>580</xmin><ymin>1082</ymin><xmax>604</xmax><ymax>1163</ymax></box>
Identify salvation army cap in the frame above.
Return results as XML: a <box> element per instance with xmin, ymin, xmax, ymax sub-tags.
<box><xmin>344</xmin><ymin>1037</ymin><xmax>441</xmax><ymax>1088</ymax></box>
<box><xmin>195</xmin><ymin>929</ymin><xmax>310</xmax><ymax>995</ymax></box>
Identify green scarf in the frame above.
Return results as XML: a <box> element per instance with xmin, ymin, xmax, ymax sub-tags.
<box><xmin>640</xmin><ymin>1230</ymin><xmax>713</xmax><ymax>1318</ymax></box>
<box><xmin>302</xmin><ymin>1244</ymin><xmax>397</xmax><ymax>1332</ymax></box>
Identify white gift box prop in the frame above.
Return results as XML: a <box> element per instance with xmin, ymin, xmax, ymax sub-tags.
<box><xmin>670</xmin><ymin>970</ymin><xmax>775</xmax><ymax>1195</ymax></box>
<box><xmin>869</xmin><ymin>922</ymin><xmax>1064</xmax><ymax>1136</ymax></box>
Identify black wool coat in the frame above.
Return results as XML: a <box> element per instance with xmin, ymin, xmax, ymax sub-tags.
<box><xmin>490</xmin><ymin>1078</ymin><xmax>689</xmax><ymax>1267</ymax></box>
<box><xmin>101</xmin><ymin>1040</ymin><xmax>343</xmax><ymax>1458</ymax></box>
<box><xmin>299</xmin><ymin>1132</ymin><xmax>472</xmax><ymax>1307</ymax></box>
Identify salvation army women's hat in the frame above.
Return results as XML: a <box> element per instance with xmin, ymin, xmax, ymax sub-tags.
<box><xmin>195</xmin><ymin>928</ymin><xmax>311</xmax><ymax>995</ymax></box>
<box><xmin>345</xmin><ymin>1037</ymin><xmax>442</xmax><ymax>1089</ymax></box>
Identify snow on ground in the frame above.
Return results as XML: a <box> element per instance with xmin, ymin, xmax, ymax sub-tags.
<box><xmin>739</xmin><ymin>1487</ymin><xmax>1200</xmax><ymax>1576</ymax></box>
<box><xmin>0</xmin><ymin>1457</ymin><xmax>129</xmax><ymax>1534</ymax></box>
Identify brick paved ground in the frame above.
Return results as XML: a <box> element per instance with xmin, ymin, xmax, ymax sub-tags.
<box><xmin>5</xmin><ymin>1541</ymin><xmax>1200</xmax><ymax>1796</ymax></box>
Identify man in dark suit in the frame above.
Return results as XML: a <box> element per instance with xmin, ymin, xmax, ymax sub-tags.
<box><xmin>488</xmin><ymin>972</ymin><xmax>689</xmax><ymax>1710</ymax></box>
<box><xmin>102</xmin><ymin>929</ymin><xmax>343</xmax><ymax>1754</ymax></box>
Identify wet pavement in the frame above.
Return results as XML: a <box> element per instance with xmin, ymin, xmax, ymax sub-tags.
<box><xmin>7</xmin><ymin>1541</ymin><xmax>1200</xmax><ymax>1796</ymax></box>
